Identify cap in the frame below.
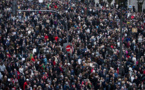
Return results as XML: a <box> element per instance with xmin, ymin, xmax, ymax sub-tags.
<box><xmin>26</xmin><ymin>79</ymin><xmax>29</xmax><ymax>81</ymax></box>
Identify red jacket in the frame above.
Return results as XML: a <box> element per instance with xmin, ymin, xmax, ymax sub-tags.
<box><xmin>54</xmin><ymin>36</ymin><xmax>59</xmax><ymax>42</ymax></box>
<box><xmin>23</xmin><ymin>82</ymin><xmax>28</xmax><ymax>90</ymax></box>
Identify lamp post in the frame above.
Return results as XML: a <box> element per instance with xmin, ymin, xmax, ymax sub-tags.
<box><xmin>67</xmin><ymin>0</ymin><xmax>69</xmax><ymax>44</ymax></box>
<box><xmin>87</xmin><ymin>0</ymin><xmax>89</xmax><ymax>15</ymax></box>
<box><xmin>66</xmin><ymin>18</ymin><xmax>69</xmax><ymax>43</ymax></box>
<box><xmin>12</xmin><ymin>0</ymin><xmax>17</xmax><ymax>16</ymax></box>
<box><xmin>119</xmin><ymin>8</ymin><xmax>123</xmax><ymax>67</ymax></box>
<box><xmin>120</xmin><ymin>13</ymin><xmax>123</xmax><ymax>63</ymax></box>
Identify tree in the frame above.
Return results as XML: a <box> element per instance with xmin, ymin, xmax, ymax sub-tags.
<box><xmin>108</xmin><ymin>0</ymin><xmax>113</xmax><ymax>4</ymax></box>
<box><xmin>116</xmin><ymin>0</ymin><xmax>127</xmax><ymax>7</ymax></box>
<box><xmin>107</xmin><ymin>0</ymin><xmax>113</xmax><ymax>6</ymax></box>
<box><xmin>138</xmin><ymin>0</ymin><xmax>145</xmax><ymax>12</ymax></box>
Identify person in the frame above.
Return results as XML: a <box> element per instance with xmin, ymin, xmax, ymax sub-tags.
<box><xmin>23</xmin><ymin>79</ymin><xmax>29</xmax><ymax>90</ymax></box>
<box><xmin>0</xmin><ymin>0</ymin><xmax>145</xmax><ymax>89</ymax></box>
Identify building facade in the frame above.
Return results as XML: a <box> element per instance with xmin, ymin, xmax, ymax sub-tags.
<box><xmin>94</xmin><ymin>0</ymin><xmax>145</xmax><ymax>12</ymax></box>
<box><xmin>143</xmin><ymin>1</ymin><xmax>145</xmax><ymax>11</ymax></box>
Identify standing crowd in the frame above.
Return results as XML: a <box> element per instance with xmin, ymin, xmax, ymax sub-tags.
<box><xmin>0</xmin><ymin>0</ymin><xmax>145</xmax><ymax>90</ymax></box>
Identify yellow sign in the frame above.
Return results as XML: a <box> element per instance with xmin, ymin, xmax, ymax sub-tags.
<box><xmin>127</xmin><ymin>22</ymin><xmax>130</xmax><ymax>25</ymax></box>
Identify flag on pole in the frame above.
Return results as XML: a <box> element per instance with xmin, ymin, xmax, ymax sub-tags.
<box><xmin>47</xmin><ymin>4</ymin><xmax>50</xmax><ymax>8</ymax></box>
<box><xmin>30</xmin><ymin>53</ymin><xmax>35</xmax><ymax>61</ymax></box>
<box><xmin>30</xmin><ymin>53</ymin><xmax>33</xmax><ymax>59</ymax></box>
<box><xmin>47</xmin><ymin>3</ymin><xmax>51</xmax><ymax>8</ymax></box>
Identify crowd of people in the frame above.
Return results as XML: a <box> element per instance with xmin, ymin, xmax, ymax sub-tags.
<box><xmin>0</xmin><ymin>0</ymin><xmax>145</xmax><ymax>90</ymax></box>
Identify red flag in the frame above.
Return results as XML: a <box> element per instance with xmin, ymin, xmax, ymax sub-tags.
<box><xmin>111</xmin><ymin>45</ymin><xmax>114</xmax><ymax>49</ymax></box>
<box><xmin>31</xmin><ymin>57</ymin><xmax>35</xmax><ymax>61</ymax></box>
<box><xmin>91</xmin><ymin>68</ymin><xmax>94</xmax><ymax>73</ymax></box>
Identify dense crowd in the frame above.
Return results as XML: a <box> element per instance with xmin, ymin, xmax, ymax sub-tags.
<box><xmin>0</xmin><ymin>0</ymin><xmax>145</xmax><ymax>90</ymax></box>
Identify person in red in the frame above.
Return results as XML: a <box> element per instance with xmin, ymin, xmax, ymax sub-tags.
<box><xmin>23</xmin><ymin>79</ymin><xmax>29</xmax><ymax>90</ymax></box>
<box><xmin>54</xmin><ymin>3</ymin><xmax>57</xmax><ymax>9</ymax></box>
<box><xmin>44</xmin><ymin>34</ymin><xmax>49</xmax><ymax>41</ymax></box>
<box><xmin>54</xmin><ymin>36</ymin><xmax>59</xmax><ymax>42</ymax></box>
<box><xmin>6</xmin><ymin>52</ymin><xmax>11</xmax><ymax>58</ymax></box>
<box><xmin>31</xmin><ymin>57</ymin><xmax>35</xmax><ymax>62</ymax></box>
<box><xmin>53</xmin><ymin>60</ymin><xmax>56</xmax><ymax>66</ymax></box>
<box><xmin>143</xmin><ymin>69</ymin><xmax>145</xmax><ymax>75</ymax></box>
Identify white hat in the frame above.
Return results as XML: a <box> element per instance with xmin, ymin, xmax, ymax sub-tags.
<box><xmin>26</xmin><ymin>79</ymin><xmax>29</xmax><ymax>81</ymax></box>
<box><xmin>8</xmin><ymin>78</ymin><xmax>11</xmax><ymax>81</ymax></box>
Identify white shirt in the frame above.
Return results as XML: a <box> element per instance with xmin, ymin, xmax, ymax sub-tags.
<box><xmin>132</xmin><ymin>57</ymin><xmax>136</xmax><ymax>65</ymax></box>
<box><xmin>0</xmin><ymin>64</ymin><xmax>6</xmax><ymax>72</ymax></box>
<box><xmin>33</xmin><ymin>48</ymin><xmax>37</xmax><ymax>54</ymax></box>
<box><xmin>0</xmin><ymin>72</ymin><xmax>3</xmax><ymax>80</ymax></box>
<box><xmin>78</xmin><ymin>59</ymin><xmax>82</xmax><ymax>65</ymax></box>
<box><xmin>131</xmin><ymin>76</ymin><xmax>134</xmax><ymax>82</ymax></box>
<box><xmin>117</xmin><ymin>42</ymin><xmax>120</xmax><ymax>47</ymax></box>
<box><xmin>138</xmin><ymin>36</ymin><xmax>142</xmax><ymax>43</ymax></box>
<box><xmin>28</xmin><ymin>30</ymin><xmax>31</xmax><ymax>35</ymax></box>
<box><xmin>86</xmin><ymin>29</ymin><xmax>90</xmax><ymax>33</ymax></box>
<box><xmin>19</xmin><ymin>68</ymin><xmax>24</xmax><ymax>74</ymax></box>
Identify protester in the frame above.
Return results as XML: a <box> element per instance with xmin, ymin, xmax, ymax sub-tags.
<box><xmin>0</xmin><ymin>0</ymin><xmax>145</xmax><ymax>90</ymax></box>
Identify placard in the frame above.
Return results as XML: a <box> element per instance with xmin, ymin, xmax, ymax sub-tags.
<box><xmin>132</xmin><ymin>28</ymin><xmax>137</xmax><ymax>33</ymax></box>
<box><xmin>129</xmin><ymin>5</ymin><xmax>132</xmax><ymax>8</ymax></box>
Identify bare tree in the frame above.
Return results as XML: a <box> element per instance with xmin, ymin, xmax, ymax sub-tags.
<box><xmin>107</xmin><ymin>0</ymin><xmax>113</xmax><ymax>6</ymax></box>
<box><xmin>108</xmin><ymin>0</ymin><xmax>113</xmax><ymax>4</ymax></box>
<box><xmin>138</xmin><ymin>0</ymin><xmax>145</xmax><ymax>12</ymax></box>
